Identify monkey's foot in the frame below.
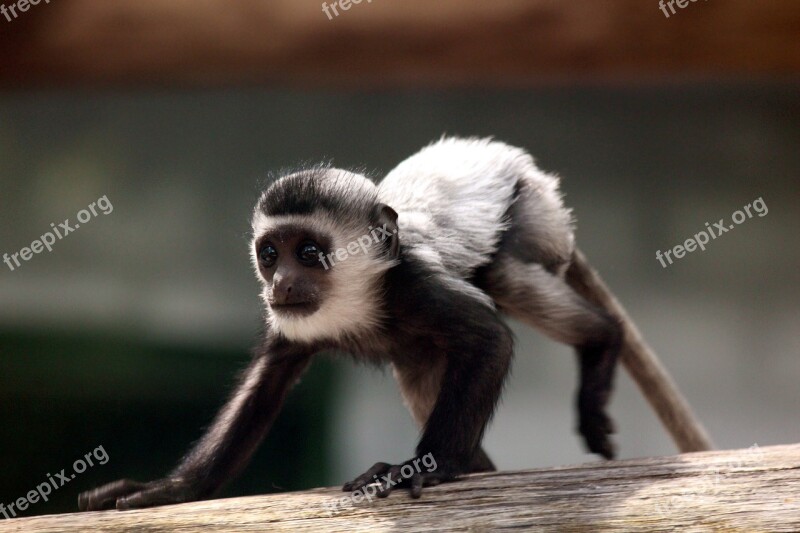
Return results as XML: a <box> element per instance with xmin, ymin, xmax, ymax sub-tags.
<box><xmin>342</xmin><ymin>458</ymin><xmax>459</xmax><ymax>499</ymax></box>
<box><xmin>78</xmin><ymin>477</ymin><xmax>200</xmax><ymax>511</ymax></box>
<box><xmin>579</xmin><ymin>408</ymin><xmax>617</xmax><ymax>460</ymax></box>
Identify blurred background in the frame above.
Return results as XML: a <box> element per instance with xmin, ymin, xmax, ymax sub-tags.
<box><xmin>0</xmin><ymin>0</ymin><xmax>798</xmax><ymax>517</ymax></box>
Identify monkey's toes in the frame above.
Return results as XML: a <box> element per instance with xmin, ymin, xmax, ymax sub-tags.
<box><xmin>580</xmin><ymin>411</ymin><xmax>617</xmax><ymax>460</ymax></box>
<box><xmin>78</xmin><ymin>479</ymin><xmax>148</xmax><ymax>512</ymax></box>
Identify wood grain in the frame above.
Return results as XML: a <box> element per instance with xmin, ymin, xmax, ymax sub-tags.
<box><xmin>2</xmin><ymin>443</ymin><xmax>797</xmax><ymax>532</ymax></box>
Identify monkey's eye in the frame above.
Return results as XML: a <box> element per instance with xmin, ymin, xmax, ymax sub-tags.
<box><xmin>259</xmin><ymin>244</ymin><xmax>278</xmax><ymax>267</ymax></box>
<box><xmin>296</xmin><ymin>242</ymin><xmax>322</xmax><ymax>267</ymax></box>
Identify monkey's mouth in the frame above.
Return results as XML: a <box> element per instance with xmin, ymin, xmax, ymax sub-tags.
<box><xmin>270</xmin><ymin>301</ymin><xmax>319</xmax><ymax>317</ymax></box>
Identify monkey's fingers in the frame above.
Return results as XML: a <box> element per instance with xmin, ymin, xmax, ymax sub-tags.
<box><xmin>376</xmin><ymin>464</ymin><xmax>405</xmax><ymax>498</ymax></box>
<box><xmin>115</xmin><ymin>479</ymin><xmax>194</xmax><ymax>510</ymax></box>
<box><xmin>78</xmin><ymin>479</ymin><xmax>149</xmax><ymax>512</ymax></box>
<box><xmin>377</xmin><ymin>465</ymin><xmax>451</xmax><ymax>499</ymax></box>
<box><xmin>343</xmin><ymin>461</ymin><xmax>392</xmax><ymax>492</ymax></box>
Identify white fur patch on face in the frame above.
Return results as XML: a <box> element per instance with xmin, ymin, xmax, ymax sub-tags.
<box><xmin>251</xmin><ymin>210</ymin><xmax>396</xmax><ymax>344</ymax></box>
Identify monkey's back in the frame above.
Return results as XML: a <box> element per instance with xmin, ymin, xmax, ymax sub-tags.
<box><xmin>378</xmin><ymin>137</ymin><xmax>574</xmax><ymax>280</ymax></box>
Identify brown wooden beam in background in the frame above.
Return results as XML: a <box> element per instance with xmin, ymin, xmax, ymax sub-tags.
<box><xmin>0</xmin><ymin>0</ymin><xmax>799</xmax><ymax>89</ymax></box>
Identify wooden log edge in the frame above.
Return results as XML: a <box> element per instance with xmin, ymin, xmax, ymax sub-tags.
<box><xmin>2</xmin><ymin>443</ymin><xmax>798</xmax><ymax>532</ymax></box>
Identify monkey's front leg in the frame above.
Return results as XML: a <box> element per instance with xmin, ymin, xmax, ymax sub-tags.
<box><xmin>79</xmin><ymin>343</ymin><xmax>311</xmax><ymax>511</ymax></box>
<box><xmin>344</xmin><ymin>314</ymin><xmax>514</xmax><ymax>498</ymax></box>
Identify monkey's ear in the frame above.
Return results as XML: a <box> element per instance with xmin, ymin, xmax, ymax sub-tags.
<box><xmin>374</xmin><ymin>203</ymin><xmax>400</xmax><ymax>259</ymax></box>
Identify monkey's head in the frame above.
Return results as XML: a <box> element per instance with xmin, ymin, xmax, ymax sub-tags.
<box><xmin>252</xmin><ymin>167</ymin><xmax>400</xmax><ymax>343</ymax></box>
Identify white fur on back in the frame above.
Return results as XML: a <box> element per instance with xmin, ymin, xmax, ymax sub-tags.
<box><xmin>379</xmin><ymin>136</ymin><xmax>573</xmax><ymax>280</ymax></box>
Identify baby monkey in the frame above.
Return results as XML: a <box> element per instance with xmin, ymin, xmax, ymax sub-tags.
<box><xmin>79</xmin><ymin>137</ymin><xmax>622</xmax><ymax>510</ymax></box>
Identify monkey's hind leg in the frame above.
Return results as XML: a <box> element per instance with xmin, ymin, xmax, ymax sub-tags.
<box><xmin>482</xmin><ymin>254</ymin><xmax>622</xmax><ymax>459</ymax></box>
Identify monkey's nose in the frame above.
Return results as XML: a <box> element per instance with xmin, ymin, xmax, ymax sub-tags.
<box><xmin>272</xmin><ymin>283</ymin><xmax>293</xmax><ymax>305</ymax></box>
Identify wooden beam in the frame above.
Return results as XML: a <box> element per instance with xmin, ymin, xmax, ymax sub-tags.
<box><xmin>2</xmin><ymin>443</ymin><xmax>798</xmax><ymax>531</ymax></box>
<box><xmin>0</xmin><ymin>0</ymin><xmax>799</xmax><ymax>89</ymax></box>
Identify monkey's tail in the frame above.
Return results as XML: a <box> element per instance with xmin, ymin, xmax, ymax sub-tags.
<box><xmin>565</xmin><ymin>248</ymin><xmax>714</xmax><ymax>453</ymax></box>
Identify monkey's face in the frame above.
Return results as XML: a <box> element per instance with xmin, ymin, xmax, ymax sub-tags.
<box><xmin>250</xmin><ymin>168</ymin><xmax>400</xmax><ymax>343</ymax></box>
<box><xmin>254</xmin><ymin>224</ymin><xmax>332</xmax><ymax>318</ymax></box>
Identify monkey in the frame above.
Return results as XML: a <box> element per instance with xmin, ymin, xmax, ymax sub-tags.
<box><xmin>78</xmin><ymin>136</ymin><xmax>623</xmax><ymax>511</ymax></box>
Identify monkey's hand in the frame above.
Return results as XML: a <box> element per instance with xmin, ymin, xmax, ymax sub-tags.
<box><xmin>78</xmin><ymin>477</ymin><xmax>202</xmax><ymax>511</ymax></box>
<box><xmin>342</xmin><ymin>457</ymin><xmax>461</xmax><ymax>499</ymax></box>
